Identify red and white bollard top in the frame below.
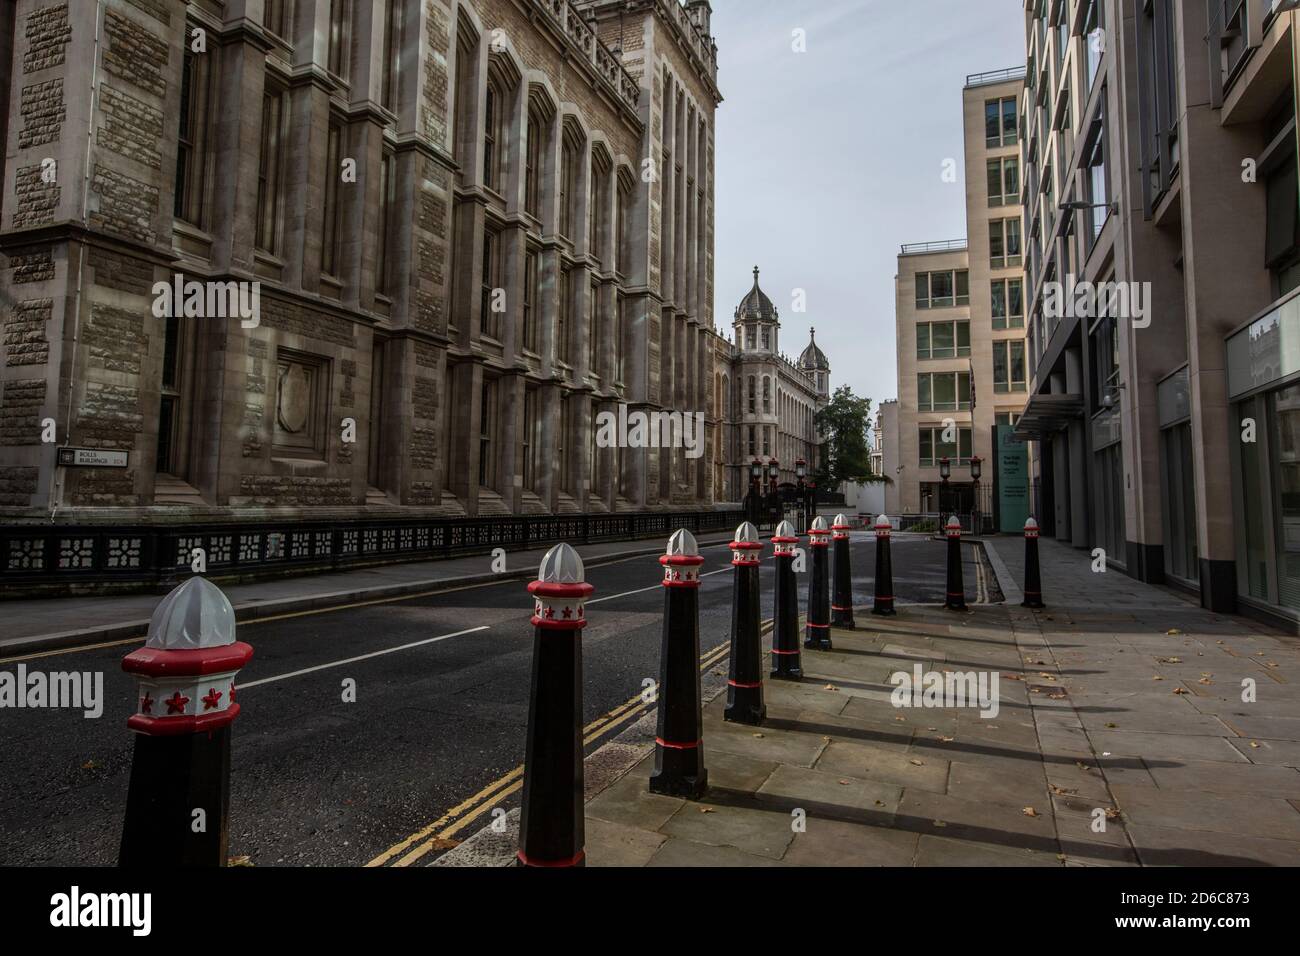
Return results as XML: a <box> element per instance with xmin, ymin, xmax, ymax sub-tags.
<box><xmin>122</xmin><ymin>577</ymin><xmax>254</xmax><ymax>736</ymax></box>
<box><xmin>661</xmin><ymin>529</ymin><xmax>705</xmax><ymax>587</ymax></box>
<box><xmin>832</xmin><ymin>513</ymin><xmax>852</xmax><ymax>542</ymax></box>
<box><xmin>529</xmin><ymin>543</ymin><xmax>593</xmax><ymax>629</ymax></box>
<box><xmin>808</xmin><ymin>515</ymin><xmax>831</xmax><ymax>548</ymax></box>
<box><xmin>946</xmin><ymin>515</ymin><xmax>963</xmax><ymax>539</ymax></box>
<box><xmin>1024</xmin><ymin>516</ymin><xmax>1039</xmax><ymax>539</ymax></box>
<box><xmin>730</xmin><ymin>521</ymin><xmax>762</xmax><ymax>567</ymax></box>
<box><xmin>772</xmin><ymin>520</ymin><xmax>798</xmax><ymax>558</ymax></box>
<box><xmin>874</xmin><ymin>514</ymin><xmax>892</xmax><ymax>538</ymax></box>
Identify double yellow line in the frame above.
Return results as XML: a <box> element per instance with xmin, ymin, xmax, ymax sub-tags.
<box><xmin>365</xmin><ymin>630</ymin><xmax>759</xmax><ymax>867</ymax></box>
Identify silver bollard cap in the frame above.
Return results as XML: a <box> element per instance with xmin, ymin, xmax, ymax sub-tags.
<box><xmin>146</xmin><ymin>576</ymin><xmax>236</xmax><ymax>651</ymax></box>
<box><xmin>733</xmin><ymin>521</ymin><xmax>760</xmax><ymax>545</ymax></box>
<box><xmin>833</xmin><ymin>513</ymin><xmax>850</xmax><ymax>527</ymax></box>
<box><xmin>810</xmin><ymin>515</ymin><xmax>829</xmax><ymax>532</ymax></box>
<box><xmin>666</xmin><ymin>528</ymin><xmax>700</xmax><ymax>557</ymax></box>
<box><xmin>874</xmin><ymin>514</ymin><xmax>892</xmax><ymax>529</ymax></box>
<box><xmin>774</xmin><ymin>519</ymin><xmax>797</xmax><ymax>540</ymax></box>
<box><xmin>1024</xmin><ymin>516</ymin><xmax>1039</xmax><ymax>530</ymax></box>
<box><xmin>538</xmin><ymin>542</ymin><xmax>585</xmax><ymax>584</ymax></box>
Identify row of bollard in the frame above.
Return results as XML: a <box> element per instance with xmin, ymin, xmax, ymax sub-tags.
<box><xmin>114</xmin><ymin>513</ymin><xmax>1046</xmax><ymax>868</ymax></box>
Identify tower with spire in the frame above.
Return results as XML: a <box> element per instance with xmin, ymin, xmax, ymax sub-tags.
<box><xmin>799</xmin><ymin>327</ymin><xmax>831</xmax><ymax>399</ymax></box>
<box><xmin>733</xmin><ymin>266</ymin><xmax>779</xmax><ymax>354</ymax></box>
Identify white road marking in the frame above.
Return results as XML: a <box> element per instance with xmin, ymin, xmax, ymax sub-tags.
<box><xmin>238</xmin><ymin>625</ymin><xmax>490</xmax><ymax>689</ymax></box>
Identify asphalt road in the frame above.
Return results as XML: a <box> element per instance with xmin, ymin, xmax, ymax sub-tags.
<box><xmin>0</xmin><ymin>533</ymin><xmax>995</xmax><ymax>867</ymax></box>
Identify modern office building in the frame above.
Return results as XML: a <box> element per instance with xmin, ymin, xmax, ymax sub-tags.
<box><xmin>1016</xmin><ymin>0</ymin><xmax>1300</xmax><ymax>630</ymax></box>
<box><xmin>894</xmin><ymin>68</ymin><xmax>1030</xmax><ymax>517</ymax></box>
<box><xmin>0</xmin><ymin>0</ymin><xmax>724</xmax><ymax>530</ymax></box>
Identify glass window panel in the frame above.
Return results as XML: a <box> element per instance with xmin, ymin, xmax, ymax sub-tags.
<box><xmin>933</xmin><ymin>373</ymin><xmax>956</xmax><ymax>410</ymax></box>
<box><xmin>1273</xmin><ymin>384</ymin><xmax>1300</xmax><ymax>609</ymax></box>
<box><xmin>1002</xmin><ymin>98</ymin><xmax>1018</xmax><ymax>144</ymax></box>
<box><xmin>988</xmin><ymin>160</ymin><xmax>1003</xmax><ymax>205</ymax></box>
<box><xmin>1009</xmin><ymin>278</ymin><xmax>1023</xmax><ymax>318</ymax></box>
<box><xmin>989</xmin><ymin>221</ymin><xmax>1004</xmax><ymax>263</ymax></box>
<box><xmin>916</xmin><ymin>323</ymin><xmax>931</xmax><ymax>358</ymax></box>
<box><xmin>986</xmin><ymin>100</ymin><xmax>1000</xmax><ymax>145</ymax></box>
<box><xmin>991</xmin><ymin>280</ymin><xmax>1007</xmax><ymax>328</ymax></box>
<box><xmin>920</xmin><ymin>429</ymin><xmax>933</xmax><ymax>465</ymax></box>
<box><xmin>959</xmin><ymin>428</ymin><xmax>972</xmax><ymax>460</ymax></box>
<box><xmin>957</xmin><ymin>322</ymin><xmax>970</xmax><ymax>355</ymax></box>
<box><xmin>932</xmin><ymin>322</ymin><xmax>955</xmax><ymax>358</ymax></box>
<box><xmin>918</xmin><ymin>374</ymin><xmax>932</xmax><ymax>410</ymax></box>
<box><xmin>916</xmin><ymin>273</ymin><xmax>930</xmax><ymax>308</ymax></box>
<box><xmin>994</xmin><ymin>341</ymin><xmax>1009</xmax><ymax>391</ymax></box>
<box><xmin>931</xmin><ymin>271</ymin><xmax>953</xmax><ymax>306</ymax></box>
<box><xmin>956</xmin><ymin>270</ymin><xmax>969</xmax><ymax>304</ymax></box>
<box><xmin>1011</xmin><ymin>340</ymin><xmax>1026</xmax><ymax>387</ymax></box>
<box><xmin>1005</xmin><ymin>157</ymin><xmax>1019</xmax><ymax>199</ymax></box>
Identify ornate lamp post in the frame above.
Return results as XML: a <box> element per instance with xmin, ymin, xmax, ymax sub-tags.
<box><xmin>748</xmin><ymin>458</ymin><xmax>762</xmax><ymax>523</ymax></box>
<box><xmin>939</xmin><ymin>456</ymin><xmax>951</xmax><ymax>520</ymax></box>
<box><xmin>970</xmin><ymin>455</ymin><xmax>983</xmax><ymax>535</ymax></box>
<box><xmin>795</xmin><ymin>458</ymin><xmax>807</xmax><ymax>532</ymax></box>
<box><xmin>767</xmin><ymin>459</ymin><xmax>780</xmax><ymax>526</ymax></box>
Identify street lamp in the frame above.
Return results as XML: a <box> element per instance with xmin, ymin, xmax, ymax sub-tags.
<box><xmin>970</xmin><ymin>456</ymin><xmax>983</xmax><ymax>535</ymax></box>
<box><xmin>767</xmin><ymin>459</ymin><xmax>780</xmax><ymax>526</ymax></box>
<box><xmin>939</xmin><ymin>457</ymin><xmax>951</xmax><ymax>520</ymax></box>
<box><xmin>748</xmin><ymin>458</ymin><xmax>762</xmax><ymax>523</ymax></box>
<box><xmin>795</xmin><ymin>458</ymin><xmax>808</xmax><ymax>532</ymax></box>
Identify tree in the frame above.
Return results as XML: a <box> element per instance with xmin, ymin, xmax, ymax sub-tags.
<box><xmin>814</xmin><ymin>386</ymin><xmax>885</xmax><ymax>488</ymax></box>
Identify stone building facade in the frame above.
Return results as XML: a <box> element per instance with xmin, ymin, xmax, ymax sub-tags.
<box><xmin>0</xmin><ymin>0</ymin><xmax>723</xmax><ymax>524</ymax></box>
<box><xmin>713</xmin><ymin>266</ymin><xmax>828</xmax><ymax>502</ymax></box>
<box><xmin>1016</xmin><ymin>0</ymin><xmax>1300</xmax><ymax>631</ymax></box>
<box><xmin>893</xmin><ymin>69</ymin><xmax>1030</xmax><ymax>516</ymax></box>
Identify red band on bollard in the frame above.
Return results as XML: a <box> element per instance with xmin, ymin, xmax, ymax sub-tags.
<box><xmin>727</xmin><ymin>679</ymin><xmax>761</xmax><ymax>689</ymax></box>
<box><xmin>770</xmin><ymin>647</ymin><xmax>800</xmax><ymax>655</ymax></box>
<box><xmin>655</xmin><ymin>737</ymin><xmax>701</xmax><ymax>750</ymax></box>
<box><xmin>806</xmin><ymin>622</ymin><xmax>830</xmax><ymax>629</ymax></box>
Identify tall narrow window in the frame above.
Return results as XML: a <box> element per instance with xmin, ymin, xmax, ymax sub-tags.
<box><xmin>321</xmin><ymin>120</ymin><xmax>343</xmax><ymax>275</ymax></box>
<box><xmin>484</xmin><ymin>82</ymin><xmax>499</xmax><ymax>191</ymax></box>
<box><xmin>174</xmin><ymin>48</ymin><xmax>209</xmax><ymax>225</ymax></box>
<box><xmin>617</xmin><ymin>177</ymin><xmax>631</xmax><ymax>273</ymax></box>
<box><xmin>328</xmin><ymin>0</ymin><xmax>351</xmax><ymax>80</ymax></box>
<box><xmin>156</xmin><ymin>316</ymin><xmax>183</xmax><ymax>474</ymax></box>
<box><xmin>256</xmin><ymin>84</ymin><xmax>286</xmax><ymax>254</ymax></box>
<box><xmin>558</xmin><ymin>267</ymin><xmax>571</xmax><ymax>365</ymax></box>
<box><xmin>480</xmin><ymin>230</ymin><xmax>499</xmax><ymax>338</ymax></box>
<box><xmin>614</xmin><ymin>295</ymin><xmax>625</xmax><ymax>383</ymax></box>
<box><xmin>264</xmin><ymin>0</ymin><xmax>287</xmax><ymax>37</ymax></box>
<box><xmin>522</xmin><ymin>388</ymin><xmax>536</xmax><ymax>491</ymax></box>
<box><xmin>523</xmin><ymin>250</ymin><xmax>538</xmax><ymax>352</ymax></box>
<box><xmin>559</xmin><ymin>137</ymin><xmax>576</xmax><ymax>238</ymax></box>
<box><xmin>453</xmin><ymin>26</ymin><xmax>476</xmax><ymax>170</ymax></box>
<box><xmin>376</xmin><ymin>151</ymin><xmax>395</xmax><ymax>294</ymax></box>
<box><xmin>588</xmin><ymin>279</ymin><xmax>600</xmax><ymax>372</ymax></box>
<box><xmin>525</xmin><ymin>112</ymin><xmax>541</xmax><ymax>217</ymax></box>
<box><xmin>382</xmin><ymin>0</ymin><xmax>403</xmax><ymax>112</ymax></box>
<box><xmin>478</xmin><ymin>379</ymin><xmax>496</xmax><ymax>489</ymax></box>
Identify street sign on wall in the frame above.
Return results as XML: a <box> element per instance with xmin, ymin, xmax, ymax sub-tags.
<box><xmin>994</xmin><ymin>425</ymin><xmax>1030</xmax><ymax>533</ymax></box>
<box><xmin>56</xmin><ymin>448</ymin><xmax>129</xmax><ymax>468</ymax></box>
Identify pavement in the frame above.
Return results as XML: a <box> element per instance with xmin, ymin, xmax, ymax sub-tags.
<box><xmin>439</xmin><ymin>536</ymin><xmax>1300</xmax><ymax>867</ymax></box>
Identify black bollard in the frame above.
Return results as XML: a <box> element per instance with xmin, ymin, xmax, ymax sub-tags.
<box><xmin>1022</xmin><ymin>516</ymin><xmax>1045</xmax><ymax>609</ymax></box>
<box><xmin>831</xmin><ymin>513</ymin><xmax>856</xmax><ymax>629</ymax></box>
<box><xmin>804</xmin><ymin>516</ymin><xmax>833</xmax><ymax>651</ymax></box>
<box><xmin>519</xmin><ymin>543</ymin><xmax>593</xmax><ymax>867</ymax></box>
<box><xmin>725</xmin><ymin>521</ymin><xmax>766</xmax><ymax>726</ymax></box>
<box><xmin>944</xmin><ymin>515</ymin><xmax>967</xmax><ymax>611</ymax></box>
<box><xmin>770</xmin><ymin>520</ymin><xmax>803</xmax><ymax>680</ymax></box>
<box><xmin>872</xmin><ymin>514</ymin><xmax>897</xmax><ymax>616</ymax></box>
<box><xmin>119</xmin><ymin>577</ymin><xmax>253</xmax><ymax>867</ymax></box>
<box><xmin>650</xmin><ymin>529</ymin><xmax>708</xmax><ymax>799</ymax></box>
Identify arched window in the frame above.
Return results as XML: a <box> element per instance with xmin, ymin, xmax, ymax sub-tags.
<box><xmin>559</xmin><ymin>122</ymin><xmax>584</xmax><ymax>240</ymax></box>
<box><xmin>453</xmin><ymin>19</ymin><xmax>478</xmax><ymax>172</ymax></box>
<box><xmin>747</xmin><ymin>376</ymin><xmax>756</xmax><ymax>415</ymax></box>
<box><xmin>763</xmin><ymin>377</ymin><xmax>771</xmax><ymax>414</ymax></box>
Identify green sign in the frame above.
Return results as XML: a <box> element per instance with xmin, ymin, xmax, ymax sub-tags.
<box><xmin>995</xmin><ymin>425</ymin><xmax>1030</xmax><ymax>533</ymax></box>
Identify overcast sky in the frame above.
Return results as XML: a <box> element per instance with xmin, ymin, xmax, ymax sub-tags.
<box><xmin>709</xmin><ymin>0</ymin><xmax>1025</xmax><ymax>411</ymax></box>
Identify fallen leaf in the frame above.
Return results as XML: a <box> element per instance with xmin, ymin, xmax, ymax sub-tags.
<box><xmin>1104</xmin><ymin>807</ymin><xmax>1121</xmax><ymax>820</ymax></box>
<box><xmin>1023</xmin><ymin>806</ymin><xmax>1038</xmax><ymax>817</ymax></box>
<box><xmin>937</xmin><ymin>735</ymin><xmax>955</xmax><ymax>743</ymax></box>
<box><xmin>1157</xmin><ymin>657</ymin><xmax>1182</xmax><ymax>664</ymax></box>
<box><xmin>1173</xmin><ymin>687</ymin><xmax>1189</xmax><ymax>695</ymax></box>
<box><xmin>752</xmin><ymin>733</ymin><xmax>765</xmax><ymax>739</ymax></box>
<box><xmin>1167</xmin><ymin>629</ymin><xmax>1182</xmax><ymax>635</ymax></box>
<box><xmin>1104</xmin><ymin>722</ymin><xmax>1117</xmax><ymax>729</ymax></box>
<box><xmin>823</xmin><ymin>684</ymin><xmax>838</xmax><ymax>691</ymax></box>
<box><xmin>838</xmin><ymin>779</ymin><xmax>850</xmax><ymax>785</ymax></box>
<box><xmin>932</xmin><ymin>820</ymin><xmax>947</xmax><ymax>828</ymax></box>
<box><xmin>1250</xmin><ymin>741</ymin><xmax>1261</xmax><ymax>749</ymax></box>
<box><xmin>1050</xmin><ymin>785</ymin><xmax>1077</xmax><ymax>796</ymax></box>
<box><xmin>909</xmin><ymin>758</ymin><xmax>924</xmax><ymax>766</ymax></box>
<box><xmin>700</xmin><ymin>807</ymin><xmax>715</xmax><ymax>814</ymax></box>
<box><xmin>1152</xmin><ymin>675</ymin><xmax>1164</xmax><ymax>681</ymax></box>
<box><xmin>228</xmin><ymin>856</ymin><xmax>254</xmax><ymax>867</ymax></box>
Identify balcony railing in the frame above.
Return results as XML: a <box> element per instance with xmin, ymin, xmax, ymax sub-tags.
<box><xmin>900</xmin><ymin>239</ymin><xmax>968</xmax><ymax>255</ymax></box>
<box><xmin>965</xmin><ymin>66</ymin><xmax>1027</xmax><ymax>89</ymax></box>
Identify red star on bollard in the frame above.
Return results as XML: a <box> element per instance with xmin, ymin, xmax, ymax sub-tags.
<box><xmin>140</xmin><ymin>693</ymin><xmax>153</xmax><ymax>714</ymax></box>
<box><xmin>562</xmin><ymin>606</ymin><xmax>572</xmax><ymax>619</ymax></box>
<box><xmin>202</xmin><ymin>688</ymin><xmax>223</xmax><ymax>710</ymax></box>
<box><xmin>544</xmin><ymin>606</ymin><xmax>555</xmax><ymax>618</ymax></box>
<box><xmin>165</xmin><ymin>691</ymin><xmax>189</xmax><ymax>714</ymax></box>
